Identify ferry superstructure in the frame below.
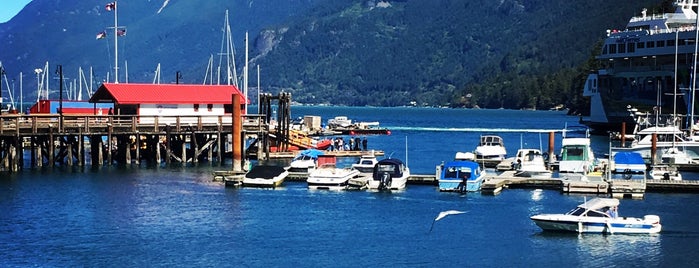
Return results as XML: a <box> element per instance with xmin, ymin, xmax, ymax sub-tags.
<box><xmin>582</xmin><ymin>1</ymin><xmax>699</xmax><ymax>133</ymax></box>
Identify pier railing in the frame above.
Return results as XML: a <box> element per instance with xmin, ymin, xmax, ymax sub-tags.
<box><xmin>0</xmin><ymin>114</ymin><xmax>267</xmax><ymax>135</ymax></box>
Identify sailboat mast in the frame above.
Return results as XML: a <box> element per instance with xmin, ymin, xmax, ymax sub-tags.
<box><xmin>244</xmin><ymin>32</ymin><xmax>249</xmax><ymax>113</ymax></box>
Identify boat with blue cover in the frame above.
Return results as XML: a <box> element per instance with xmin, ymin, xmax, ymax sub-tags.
<box><xmin>437</xmin><ymin>160</ymin><xmax>485</xmax><ymax>192</ymax></box>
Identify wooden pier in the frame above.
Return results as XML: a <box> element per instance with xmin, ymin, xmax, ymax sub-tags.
<box><xmin>0</xmin><ymin>113</ymin><xmax>268</xmax><ymax>171</ymax></box>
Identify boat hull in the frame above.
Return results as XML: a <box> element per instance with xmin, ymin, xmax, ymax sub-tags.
<box><xmin>530</xmin><ymin>215</ymin><xmax>661</xmax><ymax>234</ymax></box>
<box><xmin>307</xmin><ymin>168</ymin><xmax>360</xmax><ymax>190</ymax></box>
<box><xmin>366</xmin><ymin>176</ymin><xmax>408</xmax><ymax>191</ymax></box>
<box><xmin>438</xmin><ymin>177</ymin><xmax>484</xmax><ymax>192</ymax></box>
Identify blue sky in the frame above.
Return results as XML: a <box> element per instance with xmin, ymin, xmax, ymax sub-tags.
<box><xmin>0</xmin><ymin>0</ymin><xmax>31</xmax><ymax>23</ymax></box>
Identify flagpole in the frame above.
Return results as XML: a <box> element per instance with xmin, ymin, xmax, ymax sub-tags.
<box><xmin>114</xmin><ymin>1</ymin><xmax>119</xmax><ymax>83</ymax></box>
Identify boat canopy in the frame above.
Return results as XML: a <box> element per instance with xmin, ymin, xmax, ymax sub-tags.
<box><xmin>373</xmin><ymin>158</ymin><xmax>406</xmax><ymax>177</ymax></box>
<box><xmin>578</xmin><ymin>198</ymin><xmax>619</xmax><ymax>211</ymax></box>
<box><xmin>613</xmin><ymin>152</ymin><xmax>646</xmax><ymax>172</ymax></box>
<box><xmin>296</xmin><ymin>149</ymin><xmax>324</xmax><ymax>159</ymax></box>
<box><xmin>442</xmin><ymin>161</ymin><xmax>481</xmax><ymax>180</ymax></box>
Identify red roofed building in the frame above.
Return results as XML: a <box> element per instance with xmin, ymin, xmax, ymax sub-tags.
<box><xmin>89</xmin><ymin>83</ymin><xmax>247</xmax><ymax>124</ymax></box>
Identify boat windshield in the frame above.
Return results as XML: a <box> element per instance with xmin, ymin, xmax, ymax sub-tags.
<box><xmin>444</xmin><ymin>166</ymin><xmax>472</xmax><ymax>179</ymax></box>
<box><xmin>562</xmin><ymin>145</ymin><xmax>587</xmax><ymax>161</ymax></box>
<box><xmin>566</xmin><ymin>207</ymin><xmax>609</xmax><ymax>218</ymax></box>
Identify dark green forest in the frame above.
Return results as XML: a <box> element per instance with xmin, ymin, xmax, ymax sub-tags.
<box><xmin>252</xmin><ymin>0</ymin><xmax>670</xmax><ymax>112</ymax></box>
<box><xmin>0</xmin><ymin>0</ymin><xmax>673</xmax><ymax>112</ymax></box>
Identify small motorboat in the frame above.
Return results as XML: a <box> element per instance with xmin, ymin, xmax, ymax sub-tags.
<box><xmin>530</xmin><ymin>197</ymin><xmax>662</xmax><ymax>234</ymax></box>
<box><xmin>437</xmin><ymin>160</ymin><xmax>485</xmax><ymax>192</ymax></box>
<box><xmin>307</xmin><ymin>155</ymin><xmax>360</xmax><ymax>190</ymax></box>
<box><xmin>351</xmin><ymin>150</ymin><xmax>379</xmax><ymax>174</ymax></box>
<box><xmin>286</xmin><ymin>149</ymin><xmax>323</xmax><ymax>173</ymax></box>
<box><xmin>648</xmin><ymin>164</ymin><xmax>682</xmax><ymax>181</ymax></box>
<box><xmin>242</xmin><ymin>165</ymin><xmax>289</xmax><ymax>188</ymax></box>
<box><xmin>367</xmin><ymin>158</ymin><xmax>410</xmax><ymax>191</ymax></box>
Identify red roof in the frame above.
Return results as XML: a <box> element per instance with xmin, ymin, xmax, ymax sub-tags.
<box><xmin>89</xmin><ymin>83</ymin><xmax>246</xmax><ymax>105</ymax></box>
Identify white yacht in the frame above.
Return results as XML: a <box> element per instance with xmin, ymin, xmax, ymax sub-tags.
<box><xmin>473</xmin><ymin>135</ymin><xmax>507</xmax><ymax>168</ymax></box>
<box><xmin>558</xmin><ymin>127</ymin><xmax>596</xmax><ymax>174</ymax></box>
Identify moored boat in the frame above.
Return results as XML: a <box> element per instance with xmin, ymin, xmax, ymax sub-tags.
<box><xmin>242</xmin><ymin>165</ymin><xmax>289</xmax><ymax>188</ymax></box>
<box><xmin>307</xmin><ymin>155</ymin><xmax>360</xmax><ymax>190</ymax></box>
<box><xmin>530</xmin><ymin>197</ymin><xmax>662</xmax><ymax>234</ymax></box>
<box><xmin>648</xmin><ymin>164</ymin><xmax>683</xmax><ymax>181</ymax></box>
<box><xmin>558</xmin><ymin>126</ymin><xmax>596</xmax><ymax>175</ymax></box>
<box><xmin>351</xmin><ymin>150</ymin><xmax>379</xmax><ymax>174</ymax></box>
<box><xmin>512</xmin><ymin>149</ymin><xmax>552</xmax><ymax>179</ymax></box>
<box><xmin>473</xmin><ymin>135</ymin><xmax>507</xmax><ymax>168</ymax></box>
<box><xmin>367</xmin><ymin>158</ymin><xmax>410</xmax><ymax>191</ymax></box>
<box><xmin>286</xmin><ymin>149</ymin><xmax>323</xmax><ymax>173</ymax></box>
<box><xmin>437</xmin><ymin>160</ymin><xmax>485</xmax><ymax>192</ymax></box>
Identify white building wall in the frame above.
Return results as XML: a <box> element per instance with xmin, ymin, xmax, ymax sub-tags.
<box><xmin>138</xmin><ymin>104</ymin><xmax>232</xmax><ymax>124</ymax></box>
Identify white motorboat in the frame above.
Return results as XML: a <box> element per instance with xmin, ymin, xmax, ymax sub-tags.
<box><xmin>513</xmin><ymin>149</ymin><xmax>552</xmax><ymax>179</ymax></box>
<box><xmin>367</xmin><ymin>158</ymin><xmax>410</xmax><ymax>191</ymax></box>
<box><xmin>351</xmin><ymin>151</ymin><xmax>378</xmax><ymax>174</ymax></box>
<box><xmin>648</xmin><ymin>164</ymin><xmax>682</xmax><ymax>181</ymax></box>
<box><xmin>559</xmin><ymin>126</ymin><xmax>596</xmax><ymax>174</ymax></box>
<box><xmin>437</xmin><ymin>160</ymin><xmax>485</xmax><ymax>192</ymax></box>
<box><xmin>242</xmin><ymin>165</ymin><xmax>289</xmax><ymax>188</ymax></box>
<box><xmin>286</xmin><ymin>149</ymin><xmax>323</xmax><ymax>173</ymax></box>
<box><xmin>307</xmin><ymin>155</ymin><xmax>360</xmax><ymax>190</ymax></box>
<box><xmin>531</xmin><ymin>197</ymin><xmax>662</xmax><ymax>234</ymax></box>
<box><xmin>473</xmin><ymin>135</ymin><xmax>507</xmax><ymax>167</ymax></box>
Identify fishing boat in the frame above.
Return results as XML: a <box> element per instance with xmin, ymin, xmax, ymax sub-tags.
<box><xmin>437</xmin><ymin>160</ymin><xmax>485</xmax><ymax>192</ymax></box>
<box><xmin>530</xmin><ymin>197</ymin><xmax>662</xmax><ymax>234</ymax></box>
<box><xmin>367</xmin><ymin>158</ymin><xmax>410</xmax><ymax>191</ymax></box>
<box><xmin>513</xmin><ymin>149</ymin><xmax>552</xmax><ymax>179</ymax></box>
<box><xmin>351</xmin><ymin>150</ymin><xmax>379</xmax><ymax>174</ymax></box>
<box><xmin>580</xmin><ymin>0</ymin><xmax>699</xmax><ymax>134</ymax></box>
<box><xmin>558</xmin><ymin>126</ymin><xmax>596</xmax><ymax>175</ymax></box>
<box><xmin>286</xmin><ymin>149</ymin><xmax>323</xmax><ymax>173</ymax></box>
<box><xmin>307</xmin><ymin>155</ymin><xmax>360</xmax><ymax>190</ymax></box>
<box><xmin>242</xmin><ymin>165</ymin><xmax>289</xmax><ymax>188</ymax></box>
<box><xmin>473</xmin><ymin>135</ymin><xmax>507</xmax><ymax>168</ymax></box>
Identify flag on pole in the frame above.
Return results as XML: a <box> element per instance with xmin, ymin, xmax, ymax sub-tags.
<box><xmin>105</xmin><ymin>2</ymin><xmax>116</xmax><ymax>11</ymax></box>
<box><xmin>117</xmin><ymin>29</ymin><xmax>127</xmax><ymax>36</ymax></box>
<box><xmin>96</xmin><ymin>31</ymin><xmax>107</xmax><ymax>40</ymax></box>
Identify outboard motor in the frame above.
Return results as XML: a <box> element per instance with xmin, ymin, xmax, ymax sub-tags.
<box><xmin>379</xmin><ymin>172</ymin><xmax>392</xmax><ymax>191</ymax></box>
<box><xmin>458</xmin><ymin>177</ymin><xmax>468</xmax><ymax>194</ymax></box>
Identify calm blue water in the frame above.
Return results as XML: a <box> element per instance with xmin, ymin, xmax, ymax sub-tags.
<box><xmin>2</xmin><ymin>107</ymin><xmax>699</xmax><ymax>267</ymax></box>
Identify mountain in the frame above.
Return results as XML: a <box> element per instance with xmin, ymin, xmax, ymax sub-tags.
<box><xmin>0</xmin><ymin>0</ymin><xmax>665</xmax><ymax>108</ymax></box>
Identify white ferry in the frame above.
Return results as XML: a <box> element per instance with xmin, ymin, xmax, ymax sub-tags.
<box><xmin>581</xmin><ymin>1</ymin><xmax>699</xmax><ymax>133</ymax></box>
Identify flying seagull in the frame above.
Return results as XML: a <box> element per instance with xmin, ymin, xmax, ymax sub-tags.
<box><xmin>429</xmin><ymin>210</ymin><xmax>467</xmax><ymax>232</ymax></box>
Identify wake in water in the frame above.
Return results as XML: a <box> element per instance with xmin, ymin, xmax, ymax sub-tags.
<box><xmin>387</xmin><ymin>126</ymin><xmax>565</xmax><ymax>133</ymax></box>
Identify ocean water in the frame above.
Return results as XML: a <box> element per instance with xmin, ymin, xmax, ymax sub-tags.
<box><xmin>2</xmin><ymin>107</ymin><xmax>699</xmax><ymax>267</ymax></box>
